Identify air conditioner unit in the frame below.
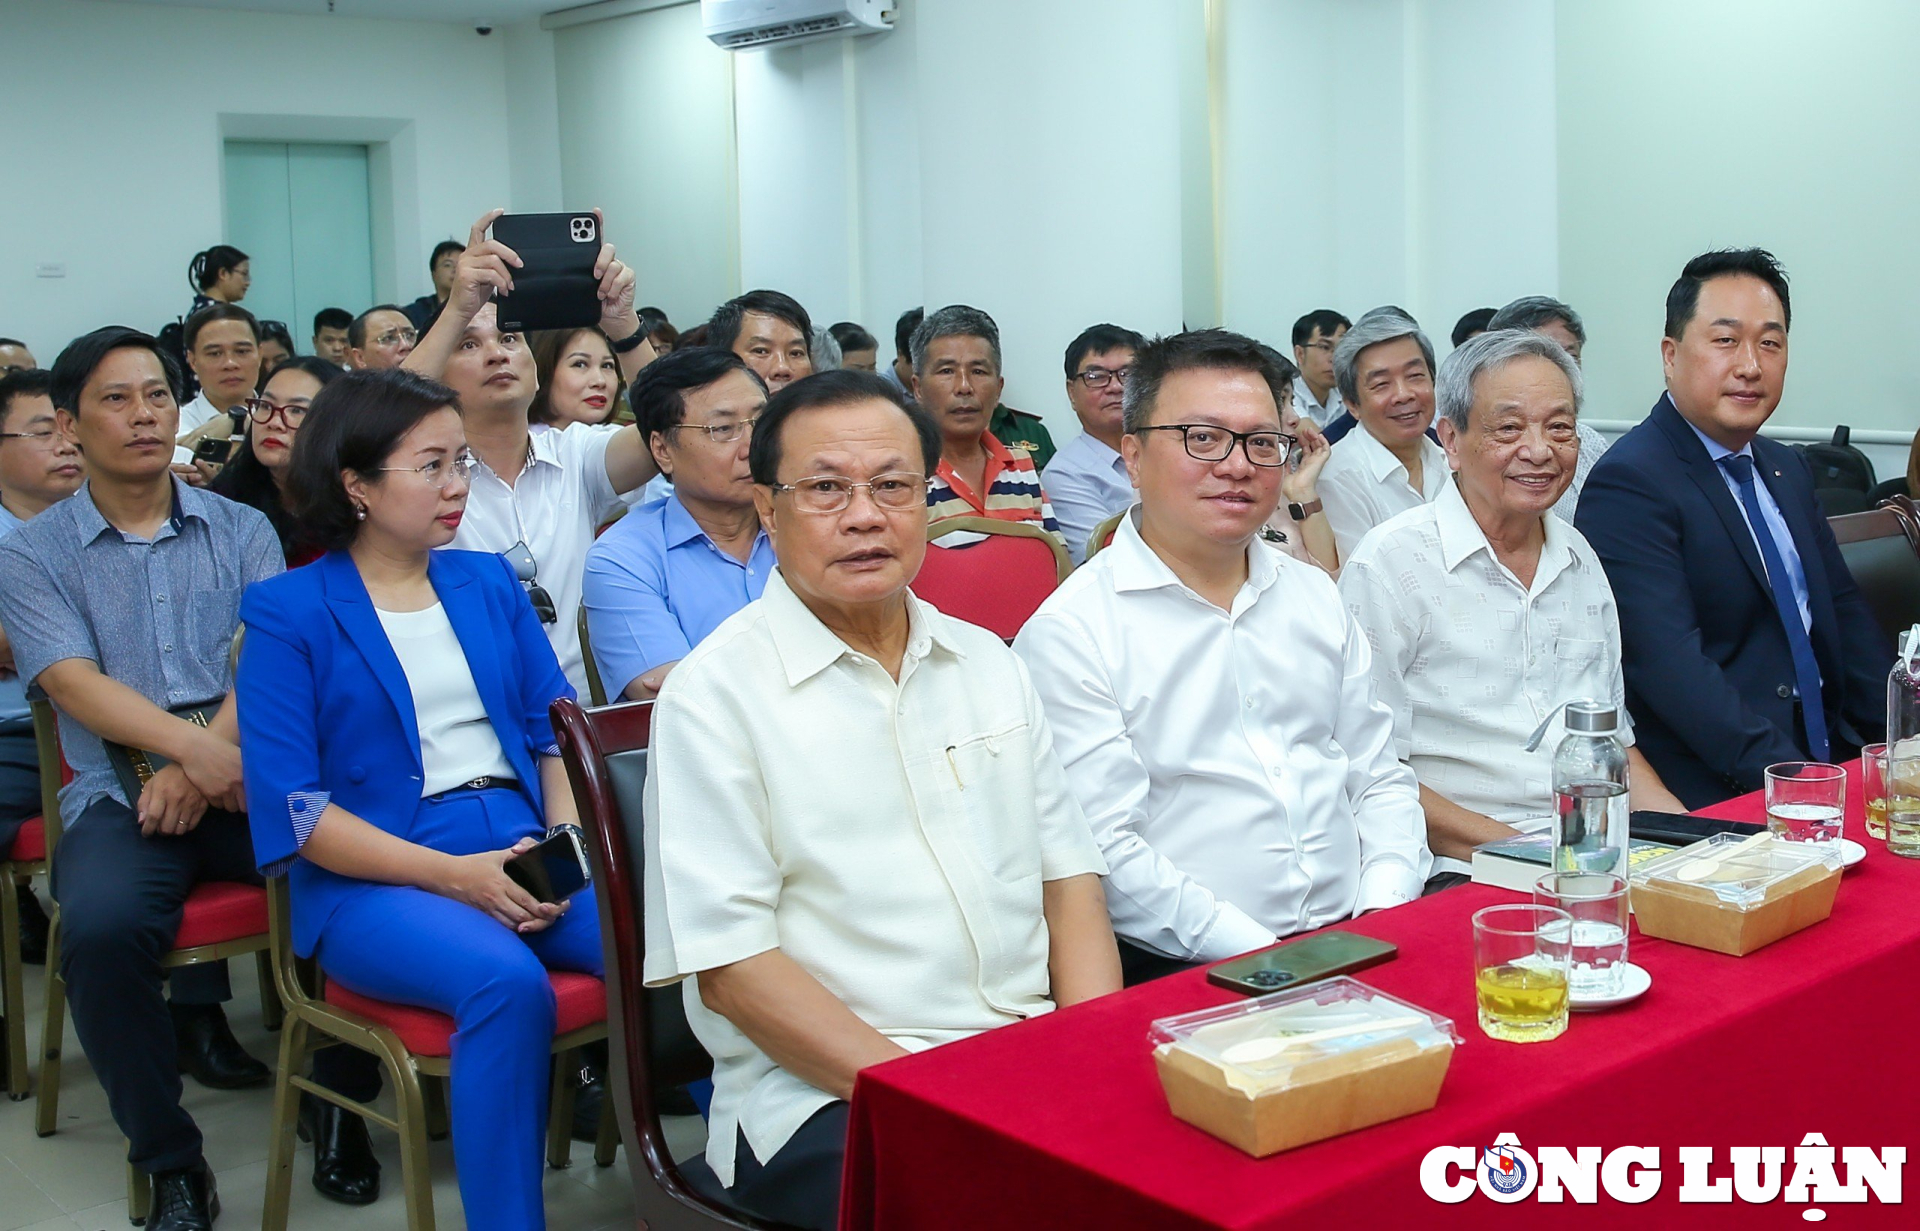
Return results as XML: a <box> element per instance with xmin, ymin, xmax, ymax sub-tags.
<box><xmin>701</xmin><ymin>0</ymin><xmax>893</xmax><ymax>51</ymax></box>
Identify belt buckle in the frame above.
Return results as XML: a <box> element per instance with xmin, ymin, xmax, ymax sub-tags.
<box><xmin>465</xmin><ymin>776</ymin><xmax>491</xmax><ymax>791</ymax></box>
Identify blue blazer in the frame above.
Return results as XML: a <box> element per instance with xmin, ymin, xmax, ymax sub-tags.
<box><xmin>237</xmin><ymin>549</ymin><xmax>575</xmax><ymax>956</ymax></box>
<box><xmin>1575</xmin><ymin>395</ymin><xmax>1888</xmax><ymax>807</ymax></box>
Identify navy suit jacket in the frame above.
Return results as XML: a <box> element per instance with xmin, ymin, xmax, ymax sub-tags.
<box><xmin>236</xmin><ymin>549</ymin><xmax>574</xmax><ymax>956</ymax></box>
<box><xmin>1575</xmin><ymin>394</ymin><xmax>1888</xmax><ymax>808</ymax></box>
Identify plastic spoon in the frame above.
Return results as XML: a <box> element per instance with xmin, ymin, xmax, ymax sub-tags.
<box><xmin>1675</xmin><ymin>831</ymin><xmax>1772</xmax><ymax>882</ymax></box>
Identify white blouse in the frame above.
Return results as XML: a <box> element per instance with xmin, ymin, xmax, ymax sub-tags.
<box><xmin>375</xmin><ymin>603</ymin><xmax>517</xmax><ymax>797</ymax></box>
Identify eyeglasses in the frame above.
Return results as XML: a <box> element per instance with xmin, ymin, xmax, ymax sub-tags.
<box><xmin>0</xmin><ymin>429</ymin><xmax>60</xmax><ymax>447</ymax></box>
<box><xmin>1301</xmin><ymin>339</ymin><xmax>1340</xmax><ymax>353</ymax></box>
<box><xmin>503</xmin><ymin>540</ymin><xmax>558</xmax><ymax>624</ymax></box>
<box><xmin>1073</xmin><ymin>366</ymin><xmax>1133</xmax><ymax>390</ymax></box>
<box><xmin>375</xmin><ymin>328</ymin><xmax>418</xmax><ymax>348</ymax></box>
<box><xmin>243</xmin><ymin>397</ymin><xmax>307</xmax><ymax>427</ymax></box>
<box><xmin>769</xmin><ymin>472</ymin><xmax>928</xmax><ymax>514</ymax></box>
<box><xmin>376</xmin><ymin>449</ymin><xmax>477</xmax><ymax>489</ymax></box>
<box><xmin>672</xmin><ymin>416</ymin><xmax>758</xmax><ymax>445</ymax></box>
<box><xmin>1138</xmin><ymin>424</ymin><xmax>1295</xmax><ymax>468</ymax></box>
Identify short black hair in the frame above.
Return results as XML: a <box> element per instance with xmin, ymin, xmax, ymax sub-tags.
<box><xmin>49</xmin><ymin>327</ymin><xmax>180</xmax><ymax>415</ymax></box>
<box><xmin>313</xmin><ymin>308</ymin><xmax>352</xmax><ymax>336</ymax></box>
<box><xmin>189</xmin><ymin>244</ymin><xmax>248</xmax><ymax>293</ymax></box>
<box><xmin>1121</xmin><ymin>329</ymin><xmax>1293</xmax><ymax>436</ymax></box>
<box><xmin>0</xmin><ymin>337</ymin><xmax>26</xmax><ymax>349</ymax></box>
<box><xmin>629</xmin><ymin>346</ymin><xmax>764</xmax><ymax>439</ymax></box>
<box><xmin>748</xmin><ymin>370</ymin><xmax>939</xmax><ymax>486</ymax></box>
<box><xmin>184</xmin><ymin>303</ymin><xmax>260</xmax><ymax>351</ymax></box>
<box><xmin>1665</xmin><ymin>247</ymin><xmax>1791</xmax><ymax>340</ymax></box>
<box><xmin>258</xmin><ymin>319</ymin><xmax>295</xmax><ymax>352</ymax></box>
<box><xmin>0</xmin><ymin>368</ymin><xmax>53</xmax><ymax>432</ymax></box>
<box><xmin>708</xmin><ymin>290</ymin><xmax>813</xmax><ymax>352</ymax></box>
<box><xmin>264</xmin><ymin>354</ymin><xmax>347</xmax><ymax>393</ymax></box>
<box><xmin>1290</xmin><ymin>309</ymin><xmax>1351</xmax><ymax>348</ymax></box>
<box><xmin>829</xmin><ymin>321</ymin><xmax>878</xmax><ymax>354</ymax></box>
<box><xmin>1064</xmin><ymin>323</ymin><xmax>1146</xmax><ymax>380</ymax></box>
<box><xmin>893</xmin><ymin>307</ymin><xmax>924</xmax><ymax>358</ymax></box>
<box><xmin>349</xmin><ymin>304</ymin><xmax>409</xmax><ymax>350</ymax></box>
<box><xmin>429</xmin><ymin>240</ymin><xmax>464</xmax><ymax>271</ymax></box>
<box><xmin>287</xmin><ymin>368</ymin><xmax>460</xmax><ymax>553</ymax></box>
<box><xmin>1451</xmin><ymin>307</ymin><xmax>1498</xmax><ymax>348</ymax></box>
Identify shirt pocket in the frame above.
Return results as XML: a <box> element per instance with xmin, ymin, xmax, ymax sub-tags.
<box><xmin>1553</xmin><ymin>635</ymin><xmax>1612</xmax><ymax>702</ymax></box>
<box><xmin>186</xmin><ymin>586</ymin><xmax>243</xmax><ymax>682</ymax></box>
<box><xmin>945</xmin><ymin>721</ymin><xmax>1043</xmax><ymax>884</ymax></box>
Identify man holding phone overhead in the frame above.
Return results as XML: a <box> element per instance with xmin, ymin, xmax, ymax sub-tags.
<box><xmin>404</xmin><ymin>209</ymin><xmax>660</xmax><ymax>696</ymax></box>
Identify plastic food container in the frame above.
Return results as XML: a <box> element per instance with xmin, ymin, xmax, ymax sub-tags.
<box><xmin>1149</xmin><ymin>976</ymin><xmax>1459</xmax><ymax>1156</ymax></box>
<box><xmin>1629</xmin><ymin>834</ymin><xmax>1842</xmax><ymax>956</ymax></box>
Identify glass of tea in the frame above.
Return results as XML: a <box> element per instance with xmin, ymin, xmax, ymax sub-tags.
<box><xmin>1763</xmin><ymin>762</ymin><xmax>1845</xmax><ymax>844</ymax></box>
<box><xmin>1472</xmin><ymin>904</ymin><xmax>1572</xmax><ymax>1043</ymax></box>
<box><xmin>1864</xmin><ymin>744</ymin><xmax>1889</xmax><ymax>841</ymax></box>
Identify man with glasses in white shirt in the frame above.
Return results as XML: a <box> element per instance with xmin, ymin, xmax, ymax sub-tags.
<box><xmin>1015</xmin><ymin>329</ymin><xmax>1429</xmax><ymax>985</ymax></box>
<box><xmin>1042</xmin><ymin>323</ymin><xmax>1144</xmax><ymax>563</ymax></box>
<box><xmin>1289</xmin><ymin>309</ymin><xmax>1350</xmax><ymax>431</ymax></box>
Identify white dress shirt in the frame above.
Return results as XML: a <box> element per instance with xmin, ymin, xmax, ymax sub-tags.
<box><xmin>1041</xmin><ymin>430</ymin><xmax>1134</xmax><ymax>564</ymax></box>
<box><xmin>444</xmin><ymin>423</ymin><xmax>620</xmax><ymax>695</ymax></box>
<box><xmin>374</xmin><ymin>603</ymin><xmax>516</xmax><ymax>796</ymax></box>
<box><xmin>1292</xmin><ymin>381</ymin><xmax>1346</xmax><ymax>430</ymax></box>
<box><xmin>1339</xmin><ymin>481</ymin><xmax>1634</xmax><ymax>874</ymax></box>
<box><xmin>1318</xmin><ymin>424</ymin><xmax>1451</xmax><ymax>560</ymax></box>
<box><xmin>1013</xmin><ymin>509</ymin><xmax>1429</xmax><ymax>963</ymax></box>
<box><xmin>1549</xmin><ymin>421</ymin><xmax>1613</xmax><ymax>524</ymax></box>
<box><xmin>643</xmin><ymin>571</ymin><xmax>1106</xmax><ymax>1186</ymax></box>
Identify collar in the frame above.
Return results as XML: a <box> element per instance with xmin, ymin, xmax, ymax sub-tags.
<box><xmin>1680</xmin><ymin>410</ymin><xmax>1754</xmax><ymax>465</ymax></box>
<box><xmin>763</xmin><ymin>568</ymin><xmax>965</xmax><ymax>688</ymax></box>
<box><xmin>936</xmin><ymin>430</ymin><xmax>1014</xmax><ymax>499</ymax></box>
<box><xmin>473</xmin><ymin>428</ymin><xmax>556</xmax><ymax>482</ymax></box>
<box><xmin>71</xmin><ymin>476</ymin><xmax>197</xmax><ymax>545</ymax></box>
<box><xmin>662</xmin><ymin>492</ymin><xmax>767</xmax><ymax>553</ymax></box>
<box><xmin>1432</xmin><ymin>477</ymin><xmax>1576</xmax><ymax>587</ymax></box>
<box><xmin>1349</xmin><ymin>420</ymin><xmax>1443</xmax><ymax>486</ymax></box>
<box><xmin>1106</xmin><ymin>503</ymin><xmax>1283</xmax><ymax>601</ymax></box>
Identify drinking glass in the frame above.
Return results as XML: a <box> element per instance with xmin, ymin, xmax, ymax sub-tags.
<box><xmin>1533</xmin><ymin>872</ymin><xmax>1630</xmax><ymax>998</ymax></box>
<box><xmin>1472</xmin><ymin>904</ymin><xmax>1572</xmax><ymax>1043</ymax></box>
<box><xmin>1763</xmin><ymin>762</ymin><xmax>1845</xmax><ymax>844</ymax></box>
<box><xmin>1864</xmin><ymin>744</ymin><xmax>1889</xmax><ymax>841</ymax></box>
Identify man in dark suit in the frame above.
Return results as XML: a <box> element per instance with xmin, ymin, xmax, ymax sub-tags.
<box><xmin>1576</xmin><ymin>249</ymin><xmax>1888</xmax><ymax>808</ymax></box>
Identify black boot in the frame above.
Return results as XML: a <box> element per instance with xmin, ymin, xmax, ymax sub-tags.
<box><xmin>297</xmin><ymin>1092</ymin><xmax>381</xmax><ymax>1205</ymax></box>
<box><xmin>15</xmin><ymin>887</ymin><xmax>48</xmax><ymax>965</ymax></box>
<box><xmin>172</xmin><ymin>1003</ymin><xmax>270</xmax><ymax>1090</ymax></box>
<box><xmin>148</xmin><ymin>1160</ymin><xmax>220</xmax><ymax>1231</ymax></box>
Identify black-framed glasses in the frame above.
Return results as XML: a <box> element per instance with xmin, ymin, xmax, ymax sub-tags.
<box><xmin>377</xmin><ymin>449</ymin><xmax>476</xmax><ymax>490</ymax></box>
<box><xmin>1072</xmin><ymin>365</ymin><xmax>1133</xmax><ymax>390</ymax></box>
<box><xmin>672</xmin><ymin>416</ymin><xmax>758</xmax><ymax>445</ymax></box>
<box><xmin>1138</xmin><ymin>424</ymin><xmax>1294</xmax><ymax>468</ymax></box>
<box><xmin>1301</xmin><ymin>339</ymin><xmax>1340</xmax><ymax>353</ymax></box>
<box><xmin>504</xmin><ymin>540</ymin><xmax>558</xmax><ymax>624</ymax></box>
<box><xmin>242</xmin><ymin>397</ymin><xmax>307</xmax><ymax>427</ymax></box>
<box><xmin>769</xmin><ymin>472</ymin><xmax>928</xmax><ymax>514</ymax></box>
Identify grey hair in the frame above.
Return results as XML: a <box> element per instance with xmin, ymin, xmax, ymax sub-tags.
<box><xmin>1487</xmin><ymin>295</ymin><xmax>1586</xmax><ymax>346</ymax></box>
<box><xmin>1435</xmin><ymin>328</ymin><xmax>1584</xmax><ymax>433</ymax></box>
<box><xmin>909</xmin><ymin>305</ymin><xmax>1002</xmax><ymax>376</ymax></box>
<box><xmin>810</xmin><ymin>325</ymin><xmax>842</xmax><ymax>372</ymax></box>
<box><xmin>1332</xmin><ymin>306</ymin><xmax>1436</xmax><ymax>405</ymax></box>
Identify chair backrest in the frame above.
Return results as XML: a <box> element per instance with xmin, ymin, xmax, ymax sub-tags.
<box><xmin>553</xmin><ymin>697</ymin><xmax>787</xmax><ymax>1230</ymax></box>
<box><xmin>577</xmin><ymin>607</ymin><xmax>609</xmax><ymax>707</ymax></box>
<box><xmin>1829</xmin><ymin>505</ymin><xmax>1920</xmax><ymax>641</ymax></box>
<box><xmin>918</xmin><ymin>518</ymin><xmax>1070</xmax><ymax>640</ymax></box>
<box><xmin>1086</xmin><ymin>509</ymin><xmax>1125</xmax><ymax>560</ymax></box>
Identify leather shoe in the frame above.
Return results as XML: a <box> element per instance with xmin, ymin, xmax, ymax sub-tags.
<box><xmin>297</xmin><ymin>1093</ymin><xmax>381</xmax><ymax>1205</ymax></box>
<box><xmin>15</xmin><ymin>887</ymin><xmax>48</xmax><ymax>965</ymax></box>
<box><xmin>570</xmin><ymin>1063</ymin><xmax>606</xmax><ymax>1143</ymax></box>
<box><xmin>172</xmin><ymin>1003</ymin><xmax>270</xmax><ymax>1090</ymax></box>
<box><xmin>148</xmin><ymin>1160</ymin><xmax>220</xmax><ymax>1231</ymax></box>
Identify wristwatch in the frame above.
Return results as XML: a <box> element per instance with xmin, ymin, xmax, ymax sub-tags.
<box><xmin>1287</xmin><ymin>498</ymin><xmax>1323</xmax><ymax>522</ymax></box>
<box><xmin>609</xmin><ymin>327</ymin><xmax>650</xmax><ymax>354</ymax></box>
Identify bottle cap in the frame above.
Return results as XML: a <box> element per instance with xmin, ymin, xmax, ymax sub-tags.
<box><xmin>1565</xmin><ymin>700</ymin><xmax>1617</xmax><ymax>734</ymax></box>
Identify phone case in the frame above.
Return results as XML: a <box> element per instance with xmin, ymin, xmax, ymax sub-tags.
<box><xmin>1206</xmin><ymin>932</ymin><xmax>1398</xmax><ymax>996</ymax></box>
<box><xmin>491</xmin><ymin>212</ymin><xmax>602</xmax><ymax>334</ymax></box>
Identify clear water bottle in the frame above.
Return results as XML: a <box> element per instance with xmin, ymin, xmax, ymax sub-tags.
<box><xmin>1884</xmin><ymin>627</ymin><xmax>1920</xmax><ymax>853</ymax></box>
<box><xmin>1550</xmin><ymin>700</ymin><xmax>1629</xmax><ymax>878</ymax></box>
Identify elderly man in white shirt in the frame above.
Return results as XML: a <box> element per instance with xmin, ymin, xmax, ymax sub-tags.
<box><xmin>644</xmin><ymin>370</ymin><xmax>1120</xmax><ymax>1231</ymax></box>
<box><xmin>1015</xmin><ymin>329</ymin><xmax>1430</xmax><ymax>986</ymax></box>
<box><xmin>1340</xmin><ymin>330</ymin><xmax>1685</xmax><ymax>879</ymax></box>
<box><xmin>1316</xmin><ymin>307</ymin><xmax>1450</xmax><ymax>558</ymax></box>
<box><xmin>1485</xmin><ymin>295</ymin><xmax>1613</xmax><ymax>524</ymax></box>
<box><xmin>1042</xmin><ymin>323</ymin><xmax>1144</xmax><ymax>563</ymax></box>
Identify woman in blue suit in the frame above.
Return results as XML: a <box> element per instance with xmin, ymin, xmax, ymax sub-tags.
<box><xmin>237</xmin><ymin>368</ymin><xmax>599</xmax><ymax>1231</ymax></box>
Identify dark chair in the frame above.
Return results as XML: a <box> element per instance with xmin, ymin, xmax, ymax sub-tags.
<box><xmin>551</xmin><ymin>697</ymin><xmax>798</xmax><ymax>1230</ymax></box>
<box><xmin>1868</xmin><ymin>476</ymin><xmax>1910</xmax><ymax>508</ymax></box>
<box><xmin>1830</xmin><ymin>499</ymin><xmax>1920</xmax><ymax>640</ymax></box>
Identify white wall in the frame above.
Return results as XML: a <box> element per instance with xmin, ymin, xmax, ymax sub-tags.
<box><xmin>0</xmin><ymin>0</ymin><xmax>525</xmax><ymax>362</ymax></box>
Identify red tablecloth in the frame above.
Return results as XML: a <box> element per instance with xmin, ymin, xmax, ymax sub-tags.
<box><xmin>842</xmin><ymin>767</ymin><xmax>1920</xmax><ymax>1228</ymax></box>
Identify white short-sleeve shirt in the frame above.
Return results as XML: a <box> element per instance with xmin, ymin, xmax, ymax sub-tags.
<box><xmin>1318</xmin><ymin>425</ymin><xmax>1450</xmax><ymax>559</ymax></box>
<box><xmin>642</xmin><ymin>570</ymin><xmax>1106</xmax><ymax>1186</ymax></box>
<box><xmin>443</xmin><ymin>423</ymin><xmax>619</xmax><ymax>695</ymax></box>
<box><xmin>1340</xmin><ymin>481</ymin><xmax>1634</xmax><ymax>874</ymax></box>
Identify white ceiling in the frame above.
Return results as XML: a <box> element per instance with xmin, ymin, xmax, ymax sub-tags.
<box><xmin>112</xmin><ymin>0</ymin><xmax>575</xmax><ymax>26</ymax></box>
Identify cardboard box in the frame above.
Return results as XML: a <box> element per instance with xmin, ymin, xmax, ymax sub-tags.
<box><xmin>1153</xmin><ymin>1033</ymin><xmax>1454</xmax><ymax>1157</ymax></box>
<box><xmin>1630</xmin><ymin>858</ymin><xmax>1840</xmax><ymax>956</ymax></box>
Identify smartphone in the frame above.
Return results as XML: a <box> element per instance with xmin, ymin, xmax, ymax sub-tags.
<box><xmin>192</xmin><ymin>436</ymin><xmax>235</xmax><ymax>466</ymax></box>
<box><xmin>491</xmin><ymin>212</ymin><xmax>602</xmax><ymax>334</ymax></box>
<box><xmin>504</xmin><ymin>824</ymin><xmax>592</xmax><ymax>905</ymax></box>
<box><xmin>1207</xmin><ymin>931</ymin><xmax>1398</xmax><ymax>996</ymax></box>
<box><xmin>1629</xmin><ymin>809</ymin><xmax>1765</xmax><ymax>848</ymax></box>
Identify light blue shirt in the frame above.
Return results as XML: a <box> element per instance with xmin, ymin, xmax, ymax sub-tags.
<box><xmin>1041</xmin><ymin>430</ymin><xmax>1133</xmax><ymax>564</ymax></box>
<box><xmin>1684</xmin><ymin>414</ymin><xmax>1812</xmax><ymax>633</ymax></box>
<box><xmin>0</xmin><ymin>502</ymin><xmax>26</xmax><ymax>726</ymax></box>
<box><xmin>582</xmin><ymin>493</ymin><xmax>775</xmax><ymax>697</ymax></box>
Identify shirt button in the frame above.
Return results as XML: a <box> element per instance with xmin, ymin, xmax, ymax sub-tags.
<box><xmin>1777</xmin><ymin>684</ymin><xmax>1793</xmax><ymax>699</ymax></box>
<box><xmin>164</xmin><ymin>643</ymin><xmax>174</xmax><ymax>652</ymax></box>
<box><xmin>156</xmin><ymin>594</ymin><xmax>167</xmax><ymax>603</ymax></box>
<box><xmin>1244</xmin><ymin>697</ymin><xmax>1255</xmax><ymax>709</ymax></box>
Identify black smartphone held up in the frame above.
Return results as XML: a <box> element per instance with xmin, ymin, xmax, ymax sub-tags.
<box><xmin>491</xmin><ymin>212</ymin><xmax>602</xmax><ymax>334</ymax></box>
<box><xmin>504</xmin><ymin>824</ymin><xmax>592</xmax><ymax>905</ymax></box>
<box><xmin>192</xmin><ymin>436</ymin><xmax>236</xmax><ymax>466</ymax></box>
<box><xmin>1207</xmin><ymin>932</ymin><xmax>1399</xmax><ymax>996</ymax></box>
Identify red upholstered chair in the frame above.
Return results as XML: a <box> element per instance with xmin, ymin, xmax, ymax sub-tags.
<box><xmin>1</xmin><ymin>814</ymin><xmax>47</xmax><ymax>1101</ymax></box>
<box><xmin>917</xmin><ymin>518</ymin><xmax>1072</xmax><ymax>641</ymax></box>
<box><xmin>552</xmin><ymin>696</ymin><xmax>799</xmax><ymax>1230</ymax></box>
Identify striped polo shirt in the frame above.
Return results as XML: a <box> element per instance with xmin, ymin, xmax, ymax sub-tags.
<box><xmin>927</xmin><ymin>431</ymin><xmax>1064</xmax><ymax>548</ymax></box>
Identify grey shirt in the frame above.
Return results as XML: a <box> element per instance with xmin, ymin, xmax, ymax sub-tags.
<box><xmin>0</xmin><ymin>479</ymin><xmax>283</xmax><ymax>824</ymax></box>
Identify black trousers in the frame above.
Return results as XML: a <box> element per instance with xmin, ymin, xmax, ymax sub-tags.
<box><xmin>1119</xmin><ymin>940</ymin><xmax>1203</xmax><ymax>987</ymax></box>
<box><xmin>729</xmin><ymin>1101</ymin><xmax>850</xmax><ymax>1231</ymax></box>
<box><xmin>0</xmin><ymin>729</ymin><xmax>37</xmax><ymax>855</ymax></box>
<box><xmin>50</xmin><ymin>796</ymin><xmax>258</xmax><ymax>1173</ymax></box>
